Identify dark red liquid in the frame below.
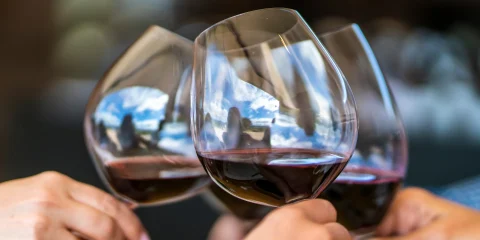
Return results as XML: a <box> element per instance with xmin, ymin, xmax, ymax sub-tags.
<box><xmin>207</xmin><ymin>184</ymin><xmax>272</xmax><ymax>220</ymax></box>
<box><xmin>105</xmin><ymin>156</ymin><xmax>210</xmax><ymax>205</ymax></box>
<box><xmin>198</xmin><ymin>148</ymin><xmax>348</xmax><ymax>207</ymax></box>
<box><xmin>318</xmin><ymin>168</ymin><xmax>402</xmax><ymax>232</ymax></box>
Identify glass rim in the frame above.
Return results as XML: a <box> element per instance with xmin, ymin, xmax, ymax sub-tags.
<box><xmin>194</xmin><ymin>7</ymin><xmax>303</xmax><ymax>53</ymax></box>
<box><xmin>318</xmin><ymin>23</ymin><xmax>360</xmax><ymax>39</ymax></box>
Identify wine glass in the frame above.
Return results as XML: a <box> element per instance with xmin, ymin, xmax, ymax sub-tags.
<box><xmin>318</xmin><ymin>24</ymin><xmax>408</xmax><ymax>238</ymax></box>
<box><xmin>202</xmin><ymin>183</ymin><xmax>273</xmax><ymax>221</ymax></box>
<box><xmin>191</xmin><ymin>8</ymin><xmax>358</xmax><ymax>207</ymax></box>
<box><xmin>84</xmin><ymin>26</ymin><xmax>210</xmax><ymax>208</ymax></box>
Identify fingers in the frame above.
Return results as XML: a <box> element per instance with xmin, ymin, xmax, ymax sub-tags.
<box><xmin>246</xmin><ymin>200</ymin><xmax>344</xmax><ymax>240</ymax></box>
<box><xmin>324</xmin><ymin>222</ymin><xmax>352</xmax><ymax>240</ymax></box>
<box><xmin>376</xmin><ymin>188</ymin><xmax>440</xmax><ymax>237</ymax></box>
<box><xmin>286</xmin><ymin>199</ymin><xmax>337</xmax><ymax>223</ymax></box>
<box><xmin>372</xmin><ymin>221</ymin><xmax>444</xmax><ymax>240</ymax></box>
<box><xmin>208</xmin><ymin>215</ymin><xmax>247</xmax><ymax>240</ymax></box>
<box><xmin>294</xmin><ymin>220</ymin><xmax>351</xmax><ymax>240</ymax></box>
<box><xmin>52</xmin><ymin>229</ymin><xmax>81</xmax><ymax>240</ymax></box>
<box><xmin>60</xmin><ymin>200</ymin><xmax>124</xmax><ymax>240</ymax></box>
<box><xmin>67</xmin><ymin>181</ymin><xmax>148</xmax><ymax>240</ymax></box>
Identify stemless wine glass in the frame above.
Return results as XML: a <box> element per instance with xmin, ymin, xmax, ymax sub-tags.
<box><xmin>191</xmin><ymin>8</ymin><xmax>358</xmax><ymax>207</ymax></box>
<box><xmin>84</xmin><ymin>26</ymin><xmax>210</xmax><ymax>208</ymax></box>
<box><xmin>318</xmin><ymin>24</ymin><xmax>408</xmax><ymax>238</ymax></box>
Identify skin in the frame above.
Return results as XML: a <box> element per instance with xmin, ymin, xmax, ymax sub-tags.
<box><xmin>0</xmin><ymin>171</ymin><xmax>149</xmax><ymax>240</ymax></box>
<box><xmin>209</xmin><ymin>199</ymin><xmax>351</xmax><ymax>240</ymax></box>
<box><xmin>374</xmin><ymin>187</ymin><xmax>480</xmax><ymax>240</ymax></box>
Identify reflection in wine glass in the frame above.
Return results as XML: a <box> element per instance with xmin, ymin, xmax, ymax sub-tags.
<box><xmin>192</xmin><ymin>8</ymin><xmax>358</xmax><ymax>207</ymax></box>
<box><xmin>84</xmin><ymin>26</ymin><xmax>210</xmax><ymax>208</ymax></box>
<box><xmin>202</xmin><ymin>24</ymin><xmax>407</xmax><ymax>239</ymax></box>
<box><xmin>318</xmin><ymin>24</ymin><xmax>408</xmax><ymax>239</ymax></box>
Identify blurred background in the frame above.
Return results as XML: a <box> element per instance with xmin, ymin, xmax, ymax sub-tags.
<box><xmin>1</xmin><ymin>0</ymin><xmax>479</xmax><ymax>239</ymax></box>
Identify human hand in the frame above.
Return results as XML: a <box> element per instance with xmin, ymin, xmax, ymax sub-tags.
<box><xmin>244</xmin><ymin>199</ymin><xmax>351</xmax><ymax>240</ymax></box>
<box><xmin>0</xmin><ymin>171</ymin><xmax>149</xmax><ymax>240</ymax></box>
<box><xmin>375</xmin><ymin>187</ymin><xmax>480</xmax><ymax>239</ymax></box>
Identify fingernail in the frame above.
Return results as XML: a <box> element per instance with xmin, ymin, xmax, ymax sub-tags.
<box><xmin>140</xmin><ymin>233</ymin><xmax>151</xmax><ymax>240</ymax></box>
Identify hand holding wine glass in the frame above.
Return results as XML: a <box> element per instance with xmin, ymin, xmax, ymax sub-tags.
<box><xmin>245</xmin><ymin>199</ymin><xmax>351</xmax><ymax>240</ymax></box>
<box><xmin>375</xmin><ymin>188</ymin><xmax>480</xmax><ymax>240</ymax></box>
<box><xmin>191</xmin><ymin>8</ymin><xmax>358</xmax><ymax>207</ymax></box>
<box><xmin>0</xmin><ymin>172</ymin><xmax>148</xmax><ymax>240</ymax></box>
<box><xmin>209</xmin><ymin>199</ymin><xmax>351</xmax><ymax>240</ymax></box>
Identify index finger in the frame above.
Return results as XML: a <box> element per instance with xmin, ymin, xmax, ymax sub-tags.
<box><xmin>373</xmin><ymin>220</ymin><xmax>444</xmax><ymax>240</ymax></box>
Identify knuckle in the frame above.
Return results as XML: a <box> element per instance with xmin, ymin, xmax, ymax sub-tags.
<box><xmin>100</xmin><ymin>195</ymin><xmax>121</xmax><ymax>216</ymax></box>
<box><xmin>396</xmin><ymin>187</ymin><xmax>434</xmax><ymax>206</ymax></box>
<box><xmin>315</xmin><ymin>199</ymin><xmax>337</xmax><ymax>220</ymax></box>
<box><xmin>30</xmin><ymin>190</ymin><xmax>59</xmax><ymax>212</ymax></box>
<box><xmin>30</xmin><ymin>215</ymin><xmax>51</xmax><ymax>240</ymax></box>
<box><xmin>34</xmin><ymin>188</ymin><xmax>57</xmax><ymax>202</ymax></box>
<box><xmin>93</xmin><ymin>215</ymin><xmax>117</xmax><ymax>239</ymax></box>
<box><xmin>38</xmin><ymin>171</ymin><xmax>68</xmax><ymax>184</ymax></box>
<box><xmin>400</xmin><ymin>187</ymin><xmax>431</xmax><ymax>199</ymax></box>
<box><xmin>31</xmin><ymin>200</ymin><xmax>59</xmax><ymax>213</ymax></box>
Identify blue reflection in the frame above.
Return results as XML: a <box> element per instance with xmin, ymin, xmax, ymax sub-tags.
<box><xmin>93</xmin><ymin>86</ymin><xmax>194</xmax><ymax>157</ymax></box>
<box><xmin>199</xmin><ymin>40</ymin><xmax>343</xmax><ymax>152</ymax></box>
<box><xmin>95</xmin><ymin>86</ymin><xmax>168</xmax><ymax>130</ymax></box>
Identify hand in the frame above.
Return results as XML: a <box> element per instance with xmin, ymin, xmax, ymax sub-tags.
<box><xmin>0</xmin><ymin>171</ymin><xmax>149</xmax><ymax>240</ymax></box>
<box><xmin>244</xmin><ymin>199</ymin><xmax>351</xmax><ymax>240</ymax></box>
<box><xmin>375</xmin><ymin>187</ymin><xmax>480</xmax><ymax>239</ymax></box>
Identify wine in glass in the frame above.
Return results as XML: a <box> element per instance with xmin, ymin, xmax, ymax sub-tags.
<box><xmin>84</xmin><ymin>26</ymin><xmax>210</xmax><ymax>208</ymax></box>
<box><xmin>318</xmin><ymin>24</ymin><xmax>408</xmax><ymax>237</ymax></box>
<box><xmin>191</xmin><ymin>8</ymin><xmax>358</xmax><ymax>207</ymax></box>
<box><xmin>202</xmin><ymin>183</ymin><xmax>272</xmax><ymax>221</ymax></box>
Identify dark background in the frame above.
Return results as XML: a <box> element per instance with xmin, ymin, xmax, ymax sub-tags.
<box><xmin>1</xmin><ymin>0</ymin><xmax>480</xmax><ymax>239</ymax></box>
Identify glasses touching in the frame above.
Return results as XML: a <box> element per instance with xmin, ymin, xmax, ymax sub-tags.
<box><xmin>191</xmin><ymin>8</ymin><xmax>358</xmax><ymax>207</ymax></box>
<box><xmin>84</xmin><ymin>26</ymin><xmax>210</xmax><ymax>208</ymax></box>
<box><xmin>318</xmin><ymin>24</ymin><xmax>408</xmax><ymax>238</ymax></box>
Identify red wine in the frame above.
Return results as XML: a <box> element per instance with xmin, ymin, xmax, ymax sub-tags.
<box><xmin>105</xmin><ymin>156</ymin><xmax>210</xmax><ymax>205</ymax></box>
<box><xmin>318</xmin><ymin>168</ymin><xmax>402</xmax><ymax>232</ymax></box>
<box><xmin>206</xmin><ymin>184</ymin><xmax>272</xmax><ymax>220</ymax></box>
<box><xmin>198</xmin><ymin>148</ymin><xmax>348</xmax><ymax>207</ymax></box>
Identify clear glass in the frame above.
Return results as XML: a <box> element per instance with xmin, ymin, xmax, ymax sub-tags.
<box><xmin>318</xmin><ymin>24</ymin><xmax>408</xmax><ymax>238</ymax></box>
<box><xmin>84</xmin><ymin>26</ymin><xmax>210</xmax><ymax>208</ymax></box>
<box><xmin>191</xmin><ymin>8</ymin><xmax>358</xmax><ymax>207</ymax></box>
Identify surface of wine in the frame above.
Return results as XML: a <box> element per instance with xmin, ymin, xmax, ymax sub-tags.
<box><xmin>105</xmin><ymin>156</ymin><xmax>210</xmax><ymax>205</ymax></box>
<box><xmin>208</xmin><ymin>184</ymin><xmax>272</xmax><ymax>220</ymax></box>
<box><xmin>318</xmin><ymin>168</ymin><xmax>402</xmax><ymax>232</ymax></box>
<box><xmin>198</xmin><ymin>148</ymin><xmax>348</xmax><ymax>206</ymax></box>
